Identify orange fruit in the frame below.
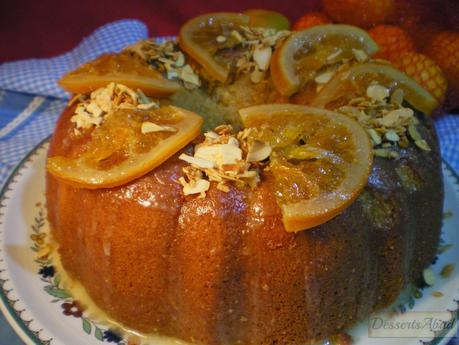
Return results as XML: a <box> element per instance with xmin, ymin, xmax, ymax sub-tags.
<box><xmin>178</xmin><ymin>12</ymin><xmax>250</xmax><ymax>83</ymax></box>
<box><xmin>59</xmin><ymin>53</ymin><xmax>181</xmax><ymax>97</ymax></box>
<box><xmin>368</xmin><ymin>25</ymin><xmax>416</xmax><ymax>62</ymax></box>
<box><xmin>239</xmin><ymin>104</ymin><xmax>373</xmax><ymax>232</ymax></box>
<box><xmin>391</xmin><ymin>1</ymin><xmax>442</xmax><ymax>51</ymax></box>
<box><xmin>323</xmin><ymin>0</ymin><xmax>394</xmax><ymax>28</ymax></box>
<box><xmin>270</xmin><ymin>24</ymin><xmax>379</xmax><ymax>96</ymax></box>
<box><xmin>292</xmin><ymin>12</ymin><xmax>332</xmax><ymax>31</ymax></box>
<box><xmin>425</xmin><ymin>31</ymin><xmax>459</xmax><ymax>110</ymax></box>
<box><xmin>311</xmin><ymin>62</ymin><xmax>439</xmax><ymax>115</ymax></box>
<box><xmin>244</xmin><ymin>9</ymin><xmax>290</xmax><ymax>30</ymax></box>
<box><xmin>393</xmin><ymin>52</ymin><xmax>448</xmax><ymax>105</ymax></box>
<box><xmin>47</xmin><ymin>105</ymin><xmax>203</xmax><ymax>189</ymax></box>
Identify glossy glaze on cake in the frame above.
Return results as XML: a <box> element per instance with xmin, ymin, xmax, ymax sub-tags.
<box><xmin>46</xmin><ymin>101</ymin><xmax>443</xmax><ymax>344</ymax></box>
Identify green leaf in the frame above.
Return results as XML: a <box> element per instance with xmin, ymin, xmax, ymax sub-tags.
<box><xmin>53</xmin><ymin>274</ymin><xmax>61</xmax><ymax>287</ymax></box>
<box><xmin>82</xmin><ymin>318</ymin><xmax>92</xmax><ymax>334</ymax></box>
<box><xmin>95</xmin><ymin>327</ymin><xmax>104</xmax><ymax>341</ymax></box>
<box><xmin>44</xmin><ymin>285</ymin><xmax>71</xmax><ymax>299</ymax></box>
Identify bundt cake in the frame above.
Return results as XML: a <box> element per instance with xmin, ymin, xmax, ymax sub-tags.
<box><xmin>46</xmin><ymin>13</ymin><xmax>443</xmax><ymax>345</ymax></box>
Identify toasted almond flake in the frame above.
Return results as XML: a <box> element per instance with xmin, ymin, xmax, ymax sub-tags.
<box><xmin>231</xmin><ymin>30</ymin><xmax>244</xmax><ymax>43</ymax></box>
<box><xmin>352</xmin><ymin>48</ymin><xmax>368</xmax><ymax>62</ymax></box>
<box><xmin>326</xmin><ymin>48</ymin><xmax>343</xmax><ymax>62</ymax></box>
<box><xmin>423</xmin><ymin>268</ymin><xmax>435</xmax><ymax>286</ymax></box>
<box><xmin>228</xmin><ymin>137</ymin><xmax>239</xmax><ymax>147</ymax></box>
<box><xmin>415</xmin><ymin>139</ymin><xmax>431</xmax><ymax>151</ymax></box>
<box><xmin>195</xmin><ymin>144</ymin><xmax>243</xmax><ymax>166</ymax></box>
<box><xmin>374</xmin><ymin>148</ymin><xmax>399</xmax><ymax>158</ymax></box>
<box><xmin>141</xmin><ymin>122</ymin><xmax>176</xmax><ymax>134</ymax></box>
<box><xmin>204</xmin><ymin>131</ymin><xmax>219</xmax><ymax>140</ymax></box>
<box><xmin>175</xmin><ymin>52</ymin><xmax>185</xmax><ymax>67</ymax></box>
<box><xmin>180</xmin><ymin>177</ymin><xmax>210</xmax><ymax>196</ymax></box>
<box><xmin>247</xmin><ymin>140</ymin><xmax>272</xmax><ymax>162</ymax></box>
<box><xmin>408</xmin><ymin>124</ymin><xmax>422</xmax><ymax>141</ymax></box>
<box><xmin>368</xmin><ymin>129</ymin><xmax>382</xmax><ymax>145</ymax></box>
<box><xmin>216</xmin><ymin>35</ymin><xmax>227</xmax><ymax>43</ymax></box>
<box><xmin>432</xmin><ymin>291</ymin><xmax>444</xmax><ymax>297</ymax></box>
<box><xmin>367</xmin><ymin>84</ymin><xmax>389</xmax><ymax>102</ymax></box>
<box><xmin>179</xmin><ymin>153</ymin><xmax>215</xmax><ymax>169</ymax></box>
<box><xmin>385</xmin><ymin>130</ymin><xmax>400</xmax><ymax>142</ymax></box>
<box><xmin>378</xmin><ymin>110</ymin><xmax>400</xmax><ymax>127</ymax></box>
<box><xmin>179</xmin><ymin>65</ymin><xmax>200</xmax><ymax>86</ymax></box>
<box><xmin>137</xmin><ymin>101</ymin><xmax>159</xmax><ymax>110</ymax></box>
<box><xmin>253</xmin><ymin>46</ymin><xmax>272</xmax><ymax>71</ymax></box>
<box><xmin>314</xmin><ymin>70</ymin><xmax>335</xmax><ymax>84</ymax></box>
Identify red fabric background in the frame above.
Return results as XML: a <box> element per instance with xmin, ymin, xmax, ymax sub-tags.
<box><xmin>0</xmin><ymin>0</ymin><xmax>319</xmax><ymax>63</ymax></box>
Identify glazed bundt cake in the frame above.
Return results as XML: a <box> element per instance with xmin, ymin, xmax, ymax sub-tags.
<box><xmin>46</xmin><ymin>13</ymin><xmax>443</xmax><ymax>345</ymax></box>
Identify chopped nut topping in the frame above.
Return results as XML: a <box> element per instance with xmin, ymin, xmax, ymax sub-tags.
<box><xmin>70</xmin><ymin>82</ymin><xmax>159</xmax><ymax>130</ymax></box>
<box><xmin>125</xmin><ymin>40</ymin><xmax>201</xmax><ymax>89</ymax></box>
<box><xmin>178</xmin><ymin>126</ymin><xmax>271</xmax><ymax>196</ymax></box>
<box><xmin>216</xmin><ymin>26</ymin><xmax>290</xmax><ymax>83</ymax></box>
<box><xmin>337</xmin><ymin>85</ymin><xmax>431</xmax><ymax>157</ymax></box>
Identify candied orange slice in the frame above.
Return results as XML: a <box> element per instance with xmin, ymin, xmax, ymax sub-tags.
<box><xmin>47</xmin><ymin>105</ymin><xmax>202</xmax><ymax>189</ymax></box>
<box><xmin>178</xmin><ymin>12</ymin><xmax>250</xmax><ymax>82</ymax></box>
<box><xmin>239</xmin><ymin>104</ymin><xmax>373</xmax><ymax>232</ymax></box>
<box><xmin>59</xmin><ymin>53</ymin><xmax>181</xmax><ymax>97</ymax></box>
<box><xmin>271</xmin><ymin>24</ymin><xmax>379</xmax><ymax>96</ymax></box>
<box><xmin>311</xmin><ymin>62</ymin><xmax>439</xmax><ymax>115</ymax></box>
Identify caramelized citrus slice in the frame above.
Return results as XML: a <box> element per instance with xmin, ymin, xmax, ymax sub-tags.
<box><xmin>311</xmin><ymin>62</ymin><xmax>439</xmax><ymax>115</ymax></box>
<box><xmin>47</xmin><ymin>105</ymin><xmax>202</xmax><ymax>189</ymax></box>
<box><xmin>178</xmin><ymin>12</ymin><xmax>250</xmax><ymax>82</ymax></box>
<box><xmin>239</xmin><ymin>104</ymin><xmax>373</xmax><ymax>232</ymax></box>
<box><xmin>59</xmin><ymin>53</ymin><xmax>181</xmax><ymax>97</ymax></box>
<box><xmin>271</xmin><ymin>24</ymin><xmax>379</xmax><ymax>96</ymax></box>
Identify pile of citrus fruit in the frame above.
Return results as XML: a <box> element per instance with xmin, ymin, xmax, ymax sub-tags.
<box><xmin>292</xmin><ymin>0</ymin><xmax>459</xmax><ymax>113</ymax></box>
<box><xmin>50</xmin><ymin>8</ymin><xmax>444</xmax><ymax>232</ymax></box>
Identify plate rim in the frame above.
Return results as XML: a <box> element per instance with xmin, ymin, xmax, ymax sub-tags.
<box><xmin>0</xmin><ymin>136</ymin><xmax>51</xmax><ymax>345</ymax></box>
<box><xmin>0</xmin><ymin>138</ymin><xmax>458</xmax><ymax>345</ymax></box>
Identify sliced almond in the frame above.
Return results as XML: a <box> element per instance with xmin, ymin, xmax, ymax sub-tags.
<box><xmin>141</xmin><ymin>122</ymin><xmax>176</xmax><ymax>134</ymax></box>
<box><xmin>181</xmin><ymin>178</ymin><xmax>210</xmax><ymax>195</ymax></box>
<box><xmin>314</xmin><ymin>70</ymin><xmax>335</xmax><ymax>84</ymax></box>
<box><xmin>253</xmin><ymin>46</ymin><xmax>272</xmax><ymax>71</ymax></box>
<box><xmin>366</xmin><ymin>84</ymin><xmax>389</xmax><ymax>102</ymax></box>
<box><xmin>179</xmin><ymin>153</ymin><xmax>215</xmax><ymax>169</ymax></box>
<box><xmin>246</xmin><ymin>140</ymin><xmax>272</xmax><ymax>162</ymax></box>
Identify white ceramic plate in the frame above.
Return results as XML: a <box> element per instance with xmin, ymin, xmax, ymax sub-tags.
<box><xmin>0</xmin><ymin>139</ymin><xmax>458</xmax><ymax>345</ymax></box>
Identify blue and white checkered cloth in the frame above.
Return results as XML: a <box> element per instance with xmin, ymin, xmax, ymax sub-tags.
<box><xmin>0</xmin><ymin>17</ymin><xmax>458</xmax><ymax>345</ymax></box>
